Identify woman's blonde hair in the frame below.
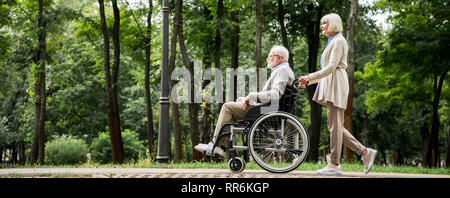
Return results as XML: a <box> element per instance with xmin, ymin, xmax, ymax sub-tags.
<box><xmin>321</xmin><ymin>13</ymin><xmax>343</xmax><ymax>33</ymax></box>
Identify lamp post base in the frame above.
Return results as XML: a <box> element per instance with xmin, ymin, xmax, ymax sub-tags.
<box><xmin>156</xmin><ymin>156</ymin><xmax>170</xmax><ymax>164</ymax></box>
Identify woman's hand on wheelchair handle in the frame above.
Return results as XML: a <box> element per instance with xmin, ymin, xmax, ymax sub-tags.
<box><xmin>299</xmin><ymin>83</ymin><xmax>307</xmax><ymax>88</ymax></box>
<box><xmin>298</xmin><ymin>75</ymin><xmax>309</xmax><ymax>89</ymax></box>
<box><xmin>298</xmin><ymin>75</ymin><xmax>309</xmax><ymax>84</ymax></box>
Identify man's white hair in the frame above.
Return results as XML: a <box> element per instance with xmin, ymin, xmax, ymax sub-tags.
<box><xmin>270</xmin><ymin>45</ymin><xmax>289</xmax><ymax>62</ymax></box>
<box><xmin>321</xmin><ymin>13</ymin><xmax>343</xmax><ymax>33</ymax></box>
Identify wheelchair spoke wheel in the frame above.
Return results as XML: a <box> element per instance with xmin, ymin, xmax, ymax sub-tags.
<box><xmin>249</xmin><ymin>112</ymin><xmax>309</xmax><ymax>173</ymax></box>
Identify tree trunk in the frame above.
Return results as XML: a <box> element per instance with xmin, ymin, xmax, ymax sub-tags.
<box><xmin>187</xmin><ymin>65</ymin><xmax>200</xmax><ymax>161</ymax></box>
<box><xmin>199</xmin><ymin>2</ymin><xmax>214</xmax><ymax>148</ymax></box>
<box><xmin>18</xmin><ymin>141</ymin><xmax>25</xmax><ymax>165</ymax></box>
<box><xmin>144</xmin><ymin>0</ymin><xmax>155</xmax><ymax>159</ymax></box>
<box><xmin>178</xmin><ymin>2</ymin><xmax>201</xmax><ymax>161</ymax></box>
<box><xmin>230</xmin><ymin>10</ymin><xmax>239</xmax><ymax>100</ymax></box>
<box><xmin>169</xmin><ymin>0</ymin><xmax>182</xmax><ymax>162</ymax></box>
<box><xmin>200</xmin><ymin>63</ymin><xmax>212</xmax><ymax>144</ymax></box>
<box><xmin>99</xmin><ymin>0</ymin><xmax>123</xmax><ymax>164</ymax></box>
<box><xmin>392</xmin><ymin>150</ymin><xmax>398</xmax><ymax>165</ymax></box>
<box><xmin>187</xmin><ymin>66</ymin><xmax>200</xmax><ymax>161</ymax></box>
<box><xmin>305</xmin><ymin>3</ymin><xmax>323</xmax><ymax>162</ymax></box>
<box><xmin>277</xmin><ymin>0</ymin><xmax>293</xmax><ymax>68</ymax></box>
<box><xmin>255</xmin><ymin>0</ymin><xmax>262</xmax><ymax>90</ymax></box>
<box><xmin>31</xmin><ymin>0</ymin><xmax>47</xmax><ymax>165</ymax></box>
<box><xmin>215</xmin><ymin>0</ymin><xmax>224</xmax><ymax>112</ymax></box>
<box><xmin>337</xmin><ymin>0</ymin><xmax>344</xmax><ymax>16</ymax></box>
<box><xmin>199</xmin><ymin>5</ymin><xmax>214</xmax><ymax>145</ymax></box>
<box><xmin>126</xmin><ymin>0</ymin><xmax>155</xmax><ymax>159</ymax></box>
<box><xmin>11</xmin><ymin>144</ymin><xmax>17</xmax><ymax>164</ymax></box>
<box><xmin>111</xmin><ymin>0</ymin><xmax>124</xmax><ymax>164</ymax></box>
<box><xmin>379</xmin><ymin>145</ymin><xmax>387</xmax><ymax>165</ymax></box>
<box><xmin>420</xmin><ymin>109</ymin><xmax>432</xmax><ymax>167</ymax></box>
<box><xmin>200</xmin><ymin>101</ymin><xmax>212</xmax><ymax>144</ymax></box>
<box><xmin>344</xmin><ymin>0</ymin><xmax>358</xmax><ymax>162</ymax></box>
<box><xmin>360</xmin><ymin>113</ymin><xmax>369</xmax><ymax>146</ymax></box>
<box><xmin>446</xmin><ymin>127</ymin><xmax>450</xmax><ymax>168</ymax></box>
<box><xmin>431</xmin><ymin>70</ymin><xmax>447</xmax><ymax>167</ymax></box>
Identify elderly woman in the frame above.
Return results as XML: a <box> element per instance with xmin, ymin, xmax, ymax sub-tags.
<box><xmin>298</xmin><ymin>13</ymin><xmax>377</xmax><ymax>175</ymax></box>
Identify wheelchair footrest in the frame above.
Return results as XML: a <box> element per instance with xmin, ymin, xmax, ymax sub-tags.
<box><xmin>202</xmin><ymin>151</ymin><xmax>225</xmax><ymax>160</ymax></box>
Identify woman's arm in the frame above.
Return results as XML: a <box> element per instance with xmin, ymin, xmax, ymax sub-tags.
<box><xmin>308</xmin><ymin>39</ymin><xmax>345</xmax><ymax>83</ymax></box>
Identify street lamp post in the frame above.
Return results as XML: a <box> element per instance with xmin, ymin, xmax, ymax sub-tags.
<box><xmin>156</xmin><ymin>0</ymin><xmax>170</xmax><ymax>164</ymax></box>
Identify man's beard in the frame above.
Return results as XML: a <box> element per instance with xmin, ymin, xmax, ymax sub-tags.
<box><xmin>267</xmin><ymin>60</ymin><xmax>277</xmax><ymax>69</ymax></box>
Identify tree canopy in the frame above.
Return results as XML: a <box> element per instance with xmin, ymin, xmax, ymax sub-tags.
<box><xmin>0</xmin><ymin>0</ymin><xmax>448</xmax><ymax>168</ymax></box>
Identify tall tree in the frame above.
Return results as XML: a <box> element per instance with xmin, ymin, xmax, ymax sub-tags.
<box><xmin>254</xmin><ymin>0</ymin><xmax>262</xmax><ymax>90</ymax></box>
<box><xmin>199</xmin><ymin>2</ymin><xmax>215</xmax><ymax>147</ymax></box>
<box><xmin>343</xmin><ymin>0</ymin><xmax>358</xmax><ymax>162</ymax></box>
<box><xmin>98</xmin><ymin>0</ymin><xmax>124</xmax><ymax>163</ymax></box>
<box><xmin>305</xmin><ymin>2</ymin><xmax>324</xmax><ymax>162</ymax></box>
<box><xmin>214</xmin><ymin>0</ymin><xmax>223</xmax><ymax>74</ymax></box>
<box><xmin>215</xmin><ymin>0</ymin><xmax>224</xmax><ymax>113</ymax></box>
<box><xmin>230</xmin><ymin>5</ymin><xmax>239</xmax><ymax>101</ymax></box>
<box><xmin>447</xmin><ymin>128</ymin><xmax>450</xmax><ymax>167</ymax></box>
<box><xmin>144</xmin><ymin>0</ymin><xmax>155</xmax><ymax>158</ymax></box>
<box><xmin>31</xmin><ymin>0</ymin><xmax>47</xmax><ymax>165</ymax></box>
<box><xmin>178</xmin><ymin>0</ymin><xmax>201</xmax><ymax>161</ymax></box>
<box><xmin>277</xmin><ymin>0</ymin><xmax>293</xmax><ymax>68</ymax></box>
<box><xmin>170</xmin><ymin>0</ymin><xmax>182</xmax><ymax>162</ymax></box>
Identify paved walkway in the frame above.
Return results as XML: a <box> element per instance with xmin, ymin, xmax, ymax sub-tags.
<box><xmin>0</xmin><ymin>168</ymin><xmax>449</xmax><ymax>178</ymax></box>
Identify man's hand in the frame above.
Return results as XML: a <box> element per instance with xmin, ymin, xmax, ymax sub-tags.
<box><xmin>242</xmin><ymin>96</ymin><xmax>250</xmax><ymax>110</ymax></box>
<box><xmin>236</xmin><ymin>97</ymin><xmax>245</xmax><ymax>103</ymax></box>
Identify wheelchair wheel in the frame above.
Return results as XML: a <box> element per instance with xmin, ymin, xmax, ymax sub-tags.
<box><xmin>248</xmin><ymin>112</ymin><xmax>309</xmax><ymax>173</ymax></box>
<box><xmin>228</xmin><ymin>157</ymin><xmax>246</xmax><ymax>173</ymax></box>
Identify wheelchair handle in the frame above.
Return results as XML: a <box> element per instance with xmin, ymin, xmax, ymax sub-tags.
<box><xmin>294</xmin><ymin>76</ymin><xmax>308</xmax><ymax>89</ymax></box>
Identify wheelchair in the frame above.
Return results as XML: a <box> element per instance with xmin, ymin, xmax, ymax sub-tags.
<box><xmin>206</xmin><ymin>81</ymin><xmax>309</xmax><ymax>173</ymax></box>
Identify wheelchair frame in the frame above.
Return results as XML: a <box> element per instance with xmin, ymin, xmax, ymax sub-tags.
<box><xmin>206</xmin><ymin>82</ymin><xmax>310</xmax><ymax>173</ymax></box>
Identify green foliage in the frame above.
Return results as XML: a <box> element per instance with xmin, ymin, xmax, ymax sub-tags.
<box><xmin>0</xmin><ymin>116</ymin><xmax>12</xmax><ymax>147</ymax></box>
<box><xmin>360</xmin><ymin>0</ymin><xmax>449</xmax><ymax>115</ymax></box>
<box><xmin>90</xmin><ymin>129</ymin><xmax>146</xmax><ymax>164</ymax></box>
<box><xmin>45</xmin><ymin>135</ymin><xmax>88</xmax><ymax>165</ymax></box>
<box><xmin>0</xmin><ymin>0</ymin><xmax>448</xmax><ymax>168</ymax></box>
<box><xmin>355</xmin><ymin>0</ymin><xmax>450</xmax><ymax>165</ymax></box>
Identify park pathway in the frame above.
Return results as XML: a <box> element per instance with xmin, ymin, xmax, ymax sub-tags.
<box><xmin>0</xmin><ymin>168</ymin><xmax>449</xmax><ymax>178</ymax></box>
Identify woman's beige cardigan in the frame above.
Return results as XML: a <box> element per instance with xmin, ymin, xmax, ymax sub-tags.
<box><xmin>308</xmin><ymin>33</ymin><xmax>349</xmax><ymax>110</ymax></box>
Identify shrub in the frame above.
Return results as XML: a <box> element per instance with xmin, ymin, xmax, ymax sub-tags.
<box><xmin>90</xmin><ymin>129</ymin><xmax>146</xmax><ymax>163</ymax></box>
<box><xmin>45</xmin><ymin>135</ymin><xmax>88</xmax><ymax>165</ymax></box>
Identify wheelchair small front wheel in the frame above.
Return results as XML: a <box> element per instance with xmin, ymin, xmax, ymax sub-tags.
<box><xmin>249</xmin><ymin>112</ymin><xmax>309</xmax><ymax>173</ymax></box>
<box><xmin>228</xmin><ymin>157</ymin><xmax>246</xmax><ymax>173</ymax></box>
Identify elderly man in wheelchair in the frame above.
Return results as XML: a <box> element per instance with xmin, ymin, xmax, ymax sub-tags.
<box><xmin>195</xmin><ymin>45</ymin><xmax>309</xmax><ymax>173</ymax></box>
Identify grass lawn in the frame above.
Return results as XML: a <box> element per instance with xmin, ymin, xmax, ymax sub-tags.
<box><xmin>3</xmin><ymin>160</ymin><xmax>449</xmax><ymax>175</ymax></box>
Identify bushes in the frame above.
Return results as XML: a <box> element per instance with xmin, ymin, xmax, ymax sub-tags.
<box><xmin>45</xmin><ymin>136</ymin><xmax>88</xmax><ymax>165</ymax></box>
<box><xmin>90</xmin><ymin>129</ymin><xmax>146</xmax><ymax>163</ymax></box>
<box><xmin>44</xmin><ymin>129</ymin><xmax>145</xmax><ymax>165</ymax></box>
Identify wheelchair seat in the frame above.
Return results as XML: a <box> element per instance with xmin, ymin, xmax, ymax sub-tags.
<box><xmin>240</xmin><ymin>81</ymin><xmax>298</xmax><ymax>122</ymax></box>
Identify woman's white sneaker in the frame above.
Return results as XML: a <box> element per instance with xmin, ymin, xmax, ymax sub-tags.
<box><xmin>316</xmin><ymin>163</ymin><xmax>342</xmax><ymax>175</ymax></box>
<box><xmin>362</xmin><ymin>148</ymin><xmax>377</xmax><ymax>174</ymax></box>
